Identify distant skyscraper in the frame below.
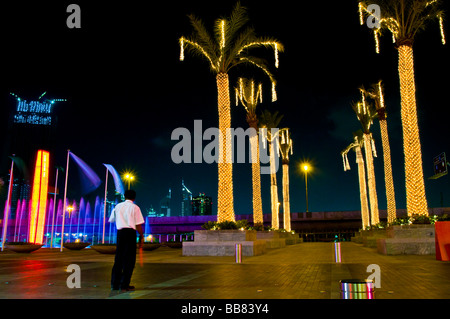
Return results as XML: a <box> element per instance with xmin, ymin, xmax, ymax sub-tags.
<box><xmin>160</xmin><ymin>188</ymin><xmax>171</xmax><ymax>217</ymax></box>
<box><xmin>181</xmin><ymin>179</ymin><xmax>192</xmax><ymax>217</ymax></box>
<box><xmin>192</xmin><ymin>193</ymin><xmax>212</xmax><ymax>216</ymax></box>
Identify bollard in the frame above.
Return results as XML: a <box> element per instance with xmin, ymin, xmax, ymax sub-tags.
<box><xmin>334</xmin><ymin>242</ymin><xmax>342</xmax><ymax>263</ymax></box>
<box><xmin>340</xmin><ymin>279</ymin><xmax>374</xmax><ymax>299</ymax></box>
<box><xmin>235</xmin><ymin>243</ymin><xmax>242</xmax><ymax>263</ymax></box>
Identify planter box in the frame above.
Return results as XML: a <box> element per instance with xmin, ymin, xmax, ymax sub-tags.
<box><xmin>435</xmin><ymin>221</ymin><xmax>450</xmax><ymax>261</ymax></box>
<box><xmin>182</xmin><ymin>230</ymin><xmax>265</xmax><ymax>256</ymax></box>
<box><xmin>5</xmin><ymin>243</ymin><xmax>43</xmax><ymax>253</ymax></box>
<box><xmin>256</xmin><ymin>231</ymin><xmax>285</xmax><ymax>248</ymax></box>
<box><xmin>352</xmin><ymin>229</ymin><xmax>387</xmax><ymax>247</ymax></box>
<box><xmin>91</xmin><ymin>244</ymin><xmax>116</xmax><ymax>254</ymax></box>
<box><xmin>63</xmin><ymin>242</ymin><xmax>91</xmax><ymax>250</ymax></box>
<box><xmin>182</xmin><ymin>240</ymin><xmax>266</xmax><ymax>256</ymax></box>
<box><xmin>279</xmin><ymin>232</ymin><xmax>303</xmax><ymax>244</ymax></box>
<box><xmin>377</xmin><ymin>224</ymin><xmax>436</xmax><ymax>255</ymax></box>
<box><xmin>387</xmin><ymin>225</ymin><xmax>435</xmax><ymax>238</ymax></box>
<box><xmin>377</xmin><ymin>238</ymin><xmax>435</xmax><ymax>255</ymax></box>
<box><xmin>194</xmin><ymin>229</ymin><xmax>256</xmax><ymax>242</ymax></box>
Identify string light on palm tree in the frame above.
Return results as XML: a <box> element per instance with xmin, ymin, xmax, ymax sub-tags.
<box><xmin>259</xmin><ymin>110</ymin><xmax>284</xmax><ymax>229</ymax></box>
<box><xmin>358</xmin><ymin>0</ymin><xmax>446</xmax><ymax>217</ymax></box>
<box><xmin>279</xmin><ymin>128</ymin><xmax>293</xmax><ymax>231</ymax></box>
<box><xmin>352</xmin><ymin>89</ymin><xmax>380</xmax><ymax>225</ymax></box>
<box><xmin>234</xmin><ymin>78</ymin><xmax>267</xmax><ymax>225</ymax></box>
<box><xmin>362</xmin><ymin>81</ymin><xmax>397</xmax><ymax>223</ymax></box>
<box><xmin>179</xmin><ymin>2</ymin><xmax>283</xmax><ymax>222</ymax></box>
<box><xmin>341</xmin><ymin>133</ymin><xmax>370</xmax><ymax>229</ymax></box>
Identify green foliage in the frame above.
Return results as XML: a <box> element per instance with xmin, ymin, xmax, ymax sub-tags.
<box><xmin>365</xmin><ymin>214</ymin><xmax>450</xmax><ymax>229</ymax></box>
<box><xmin>249</xmin><ymin>222</ymin><xmax>269</xmax><ymax>231</ymax></box>
<box><xmin>201</xmin><ymin>219</ymin><xmax>251</xmax><ymax>230</ymax></box>
<box><xmin>411</xmin><ymin>214</ymin><xmax>432</xmax><ymax>224</ymax></box>
<box><xmin>201</xmin><ymin>221</ymin><xmax>219</xmax><ymax>230</ymax></box>
<box><xmin>181</xmin><ymin>1</ymin><xmax>283</xmax><ymax>77</ymax></box>
<box><xmin>235</xmin><ymin>219</ymin><xmax>249</xmax><ymax>229</ymax></box>
<box><xmin>388</xmin><ymin>216</ymin><xmax>411</xmax><ymax>226</ymax></box>
<box><xmin>217</xmin><ymin>220</ymin><xmax>239</xmax><ymax>229</ymax></box>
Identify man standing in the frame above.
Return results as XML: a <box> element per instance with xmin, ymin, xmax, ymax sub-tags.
<box><xmin>109</xmin><ymin>189</ymin><xmax>144</xmax><ymax>292</ymax></box>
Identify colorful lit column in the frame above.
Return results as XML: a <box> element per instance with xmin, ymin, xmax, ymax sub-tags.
<box><xmin>29</xmin><ymin>150</ymin><xmax>50</xmax><ymax>244</ymax></box>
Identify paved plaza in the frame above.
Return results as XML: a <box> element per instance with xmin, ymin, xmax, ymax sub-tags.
<box><xmin>1</xmin><ymin>241</ymin><xmax>449</xmax><ymax>301</ymax></box>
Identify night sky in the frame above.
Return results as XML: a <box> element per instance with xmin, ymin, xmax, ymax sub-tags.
<box><xmin>1</xmin><ymin>0</ymin><xmax>449</xmax><ymax>216</ymax></box>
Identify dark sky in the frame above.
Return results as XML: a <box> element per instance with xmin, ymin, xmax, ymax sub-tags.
<box><xmin>1</xmin><ymin>0</ymin><xmax>449</xmax><ymax>216</ymax></box>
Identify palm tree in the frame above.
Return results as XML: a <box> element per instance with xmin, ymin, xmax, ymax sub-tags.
<box><xmin>259</xmin><ymin>110</ymin><xmax>283</xmax><ymax>229</ymax></box>
<box><xmin>234</xmin><ymin>78</ymin><xmax>265</xmax><ymax>224</ymax></box>
<box><xmin>179</xmin><ymin>2</ymin><xmax>283</xmax><ymax>222</ymax></box>
<box><xmin>363</xmin><ymin>81</ymin><xmax>397</xmax><ymax>223</ymax></box>
<box><xmin>279</xmin><ymin>128</ymin><xmax>293</xmax><ymax>232</ymax></box>
<box><xmin>341</xmin><ymin>133</ymin><xmax>371</xmax><ymax>229</ymax></box>
<box><xmin>359</xmin><ymin>0</ymin><xmax>446</xmax><ymax>216</ymax></box>
<box><xmin>352</xmin><ymin>89</ymin><xmax>380</xmax><ymax>225</ymax></box>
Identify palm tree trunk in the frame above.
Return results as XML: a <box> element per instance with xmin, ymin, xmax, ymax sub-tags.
<box><xmin>269</xmin><ymin>139</ymin><xmax>279</xmax><ymax>229</ymax></box>
<box><xmin>282</xmin><ymin>161</ymin><xmax>291</xmax><ymax>232</ymax></box>
<box><xmin>216</xmin><ymin>72</ymin><xmax>235</xmax><ymax>222</ymax></box>
<box><xmin>356</xmin><ymin>145</ymin><xmax>370</xmax><ymax>229</ymax></box>
<box><xmin>249</xmin><ymin>122</ymin><xmax>263</xmax><ymax>224</ymax></box>
<box><xmin>378</xmin><ymin>115</ymin><xmax>397</xmax><ymax>223</ymax></box>
<box><xmin>397</xmin><ymin>44</ymin><xmax>429</xmax><ymax>216</ymax></box>
<box><xmin>363</xmin><ymin>133</ymin><xmax>379</xmax><ymax>225</ymax></box>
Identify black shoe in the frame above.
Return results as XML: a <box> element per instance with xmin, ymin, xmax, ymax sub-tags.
<box><xmin>111</xmin><ymin>286</ymin><xmax>120</xmax><ymax>291</ymax></box>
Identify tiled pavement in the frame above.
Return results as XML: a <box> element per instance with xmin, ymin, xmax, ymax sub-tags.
<box><xmin>0</xmin><ymin>242</ymin><xmax>449</xmax><ymax>300</ymax></box>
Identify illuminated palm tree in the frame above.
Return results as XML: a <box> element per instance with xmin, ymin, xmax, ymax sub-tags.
<box><xmin>341</xmin><ymin>132</ymin><xmax>370</xmax><ymax>229</ymax></box>
<box><xmin>363</xmin><ymin>81</ymin><xmax>397</xmax><ymax>223</ymax></box>
<box><xmin>359</xmin><ymin>0</ymin><xmax>446</xmax><ymax>216</ymax></box>
<box><xmin>234</xmin><ymin>78</ymin><xmax>265</xmax><ymax>224</ymax></box>
<box><xmin>179</xmin><ymin>2</ymin><xmax>283</xmax><ymax>222</ymax></box>
<box><xmin>352</xmin><ymin>90</ymin><xmax>380</xmax><ymax>225</ymax></box>
<box><xmin>279</xmin><ymin>128</ymin><xmax>293</xmax><ymax>232</ymax></box>
<box><xmin>259</xmin><ymin>110</ymin><xmax>283</xmax><ymax>229</ymax></box>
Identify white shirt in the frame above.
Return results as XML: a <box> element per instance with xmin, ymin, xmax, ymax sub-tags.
<box><xmin>109</xmin><ymin>200</ymin><xmax>145</xmax><ymax>230</ymax></box>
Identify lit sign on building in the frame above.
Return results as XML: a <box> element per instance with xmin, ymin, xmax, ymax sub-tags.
<box><xmin>10</xmin><ymin>92</ymin><xmax>66</xmax><ymax>126</ymax></box>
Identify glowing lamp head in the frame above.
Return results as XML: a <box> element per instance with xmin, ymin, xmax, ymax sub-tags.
<box><xmin>303</xmin><ymin>165</ymin><xmax>309</xmax><ymax>172</ymax></box>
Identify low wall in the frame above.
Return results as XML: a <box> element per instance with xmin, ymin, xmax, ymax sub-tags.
<box><xmin>146</xmin><ymin>207</ymin><xmax>450</xmax><ymax>234</ymax></box>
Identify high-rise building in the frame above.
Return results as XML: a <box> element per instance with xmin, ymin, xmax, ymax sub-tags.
<box><xmin>192</xmin><ymin>193</ymin><xmax>212</xmax><ymax>216</ymax></box>
<box><xmin>160</xmin><ymin>188</ymin><xmax>171</xmax><ymax>217</ymax></box>
<box><xmin>181</xmin><ymin>179</ymin><xmax>192</xmax><ymax>217</ymax></box>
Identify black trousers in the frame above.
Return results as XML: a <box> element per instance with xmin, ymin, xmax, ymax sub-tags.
<box><xmin>111</xmin><ymin>228</ymin><xmax>137</xmax><ymax>289</ymax></box>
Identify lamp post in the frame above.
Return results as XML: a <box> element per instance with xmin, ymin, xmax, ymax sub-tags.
<box><xmin>302</xmin><ymin>164</ymin><xmax>309</xmax><ymax>213</ymax></box>
<box><xmin>124</xmin><ymin>174</ymin><xmax>134</xmax><ymax>190</ymax></box>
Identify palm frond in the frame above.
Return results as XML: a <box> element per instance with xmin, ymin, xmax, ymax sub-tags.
<box><xmin>237</xmin><ymin>56</ymin><xmax>278</xmax><ymax>101</ymax></box>
<box><xmin>359</xmin><ymin>0</ymin><xmax>445</xmax><ymax>46</ymax></box>
<box><xmin>259</xmin><ymin>109</ymin><xmax>283</xmax><ymax>130</ymax></box>
<box><xmin>180</xmin><ymin>36</ymin><xmax>219</xmax><ymax>72</ymax></box>
<box><xmin>186</xmin><ymin>14</ymin><xmax>219</xmax><ymax>67</ymax></box>
<box><xmin>227</xmin><ymin>1</ymin><xmax>249</xmax><ymax>39</ymax></box>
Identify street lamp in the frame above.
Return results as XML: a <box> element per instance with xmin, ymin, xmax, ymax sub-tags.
<box><xmin>124</xmin><ymin>173</ymin><xmax>135</xmax><ymax>190</ymax></box>
<box><xmin>302</xmin><ymin>164</ymin><xmax>310</xmax><ymax>212</ymax></box>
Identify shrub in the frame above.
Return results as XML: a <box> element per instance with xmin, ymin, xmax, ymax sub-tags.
<box><xmin>201</xmin><ymin>221</ymin><xmax>219</xmax><ymax>230</ymax></box>
<box><xmin>235</xmin><ymin>219</ymin><xmax>249</xmax><ymax>230</ymax></box>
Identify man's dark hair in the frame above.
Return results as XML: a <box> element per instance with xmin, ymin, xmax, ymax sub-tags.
<box><xmin>125</xmin><ymin>189</ymin><xmax>136</xmax><ymax>200</ymax></box>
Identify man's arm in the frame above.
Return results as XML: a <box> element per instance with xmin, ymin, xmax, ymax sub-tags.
<box><xmin>136</xmin><ymin>223</ymin><xmax>144</xmax><ymax>248</ymax></box>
